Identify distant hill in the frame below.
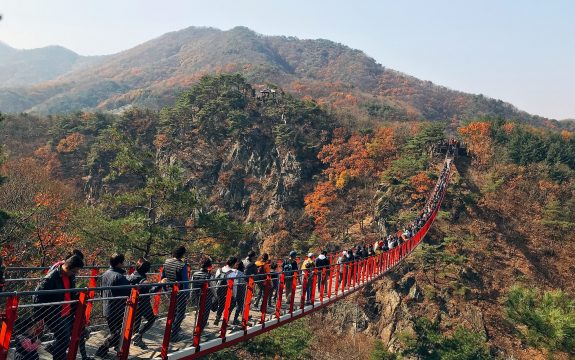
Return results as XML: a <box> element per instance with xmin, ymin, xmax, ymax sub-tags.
<box><xmin>0</xmin><ymin>26</ymin><xmax>569</xmax><ymax>129</ymax></box>
<box><xmin>0</xmin><ymin>42</ymin><xmax>106</xmax><ymax>88</ymax></box>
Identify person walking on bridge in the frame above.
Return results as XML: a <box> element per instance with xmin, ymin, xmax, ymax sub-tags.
<box><xmin>161</xmin><ymin>246</ymin><xmax>190</xmax><ymax>341</ymax></box>
<box><xmin>242</xmin><ymin>251</ymin><xmax>257</xmax><ymax>276</ymax></box>
<box><xmin>126</xmin><ymin>259</ymin><xmax>159</xmax><ymax>349</ymax></box>
<box><xmin>190</xmin><ymin>257</ymin><xmax>216</xmax><ymax>334</ymax></box>
<box><xmin>301</xmin><ymin>253</ymin><xmax>315</xmax><ymax>305</ymax></box>
<box><xmin>213</xmin><ymin>256</ymin><xmax>237</xmax><ymax>326</ymax></box>
<box><xmin>281</xmin><ymin>251</ymin><xmax>299</xmax><ymax>304</ymax></box>
<box><xmin>228</xmin><ymin>260</ymin><xmax>245</xmax><ymax>326</ymax></box>
<box><xmin>95</xmin><ymin>253</ymin><xmax>130</xmax><ymax>358</ymax></box>
<box><xmin>35</xmin><ymin>255</ymin><xmax>84</xmax><ymax>360</ymax></box>
<box><xmin>253</xmin><ymin>253</ymin><xmax>271</xmax><ymax>310</ymax></box>
<box><xmin>314</xmin><ymin>250</ymin><xmax>330</xmax><ymax>293</ymax></box>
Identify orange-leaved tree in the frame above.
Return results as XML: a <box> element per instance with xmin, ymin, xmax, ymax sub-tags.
<box><xmin>459</xmin><ymin>121</ymin><xmax>493</xmax><ymax>166</ymax></box>
<box><xmin>0</xmin><ymin>158</ymin><xmax>80</xmax><ymax>265</ymax></box>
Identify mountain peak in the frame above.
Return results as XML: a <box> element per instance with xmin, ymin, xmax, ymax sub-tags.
<box><xmin>0</xmin><ymin>25</ymin><xmax>569</xmax><ymax>129</ymax></box>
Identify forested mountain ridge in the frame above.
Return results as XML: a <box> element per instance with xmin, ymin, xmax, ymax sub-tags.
<box><xmin>0</xmin><ymin>41</ymin><xmax>106</xmax><ymax>87</ymax></box>
<box><xmin>0</xmin><ymin>26</ymin><xmax>569</xmax><ymax>131</ymax></box>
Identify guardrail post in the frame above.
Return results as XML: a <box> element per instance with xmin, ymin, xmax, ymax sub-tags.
<box><xmin>320</xmin><ymin>268</ymin><xmax>326</xmax><ymax>303</ymax></box>
<box><xmin>367</xmin><ymin>258</ymin><xmax>371</xmax><ymax>281</ymax></box>
<box><xmin>85</xmin><ymin>269</ymin><xmax>98</xmax><ymax>324</ymax></box>
<box><xmin>328</xmin><ymin>263</ymin><xmax>334</xmax><ymax>299</ymax></box>
<box><xmin>118</xmin><ymin>287</ymin><xmax>139</xmax><ymax>360</ymax></box>
<box><xmin>335</xmin><ymin>264</ymin><xmax>341</xmax><ymax>295</ymax></box>
<box><xmin>289</xmin><ymin>271</ymin><xmax>297</xmax><ymax>314</ymax></box>
<box><xmin>342</xmin><ymin>263</ymin><xmax>348</xmax><ymax>293</ymax></box>
<box><xmin>193</xmin><ymin>282</ymin><xmax>209</xmax><ymax>348</ymax></box>
<box><xmin>67</xmin><ymin>290</ymin><xmax>88</xmax><ymax>360</ymax></box>
<box><xmin>383</xmin><ymin>252</ymin><xmax>387</xmax><ymax>272</ymax></box>
<box><xmin>364</xmin><ymin>259</ymin><xmax>368</xmax><ymax>282</ymax></box>
<box><xmin>260</xmin><ymin>275</ymin><xmax>271</xmax><ymax>325</ymax></box>
<box><xmin>242</xmin><ymin>277</ymin><xmax>255</xmax><ymax>332</ymax></box>
<box><xmin>310</xmin><ymin>269</ymin><xmax>317</xmax><ymax>306</ymax></box>
<box><xmin>358</xmin><ymin>260</ymin><xmax>362</xmax><ymax>285</ymax></box>
<box><xmin>160</xmin><ymin>283</ymin><xmax>179</xmax><ymax>360</ymax></box>
<box><xmin>220</xmin><ymin>279</ymin><xmax>234</xmax><ymax>339</ymax></box>
<box><xmin>300</xmin><ymin>270</ymin><xmax>309</xmax><ymax>310</ymax></box>
<box><xmin>275</xmin><ymin>274</ymin><xmax>285</xmax><ymax>320</ymax></box>
<box><xmin>352</xmin><ymin>261</ymin><xmax>357</xmax><ymax>288</ymax></box>
<box><xmin>153</xmin><ymin>266</ymin><xmax>163</xmax><ymax>316</ymax></box>
<box><xmin>0</xmin><ymin>295</ymin><xmax>19</xmax><ymax>360</ymax></box>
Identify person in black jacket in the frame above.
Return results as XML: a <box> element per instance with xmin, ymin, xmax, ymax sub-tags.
<box><xmin>95</xmin><ymin>254</ymin><xmax>130</xmax><ymax>358</ymax></box>
<box><xmin>126</xmin><ymin>259</ymin><xmax>160</xmax><ymax>349</ymax></box>
<box><xmin>190</xmin><ymin>257</ymin><xmax>217</xmax><ymax>335</ymax></box>
<box><xmin>281</xmin><ymin>251</ymin><xmax>299</xmax><ymax>304</ymax></box>
<box><xmin>242</xmin><ymin>251</ymin><xmax>257</xmax><ymax>276</ymax></box>
<box><xmin>314</xmin><ymin>250</ymin><xmax>330</xmax><ymax>293</ymax></box>
<box><xmin>35</xmin><ymin>255</ymin><xmax>84</xmax><ymax>360</ymax></box>
<box><xmin>161</xmin><ymin>246</ymin><xmax>189</xmax><ymax>341</ymax></box>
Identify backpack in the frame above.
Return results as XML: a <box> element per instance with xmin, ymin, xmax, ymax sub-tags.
<box><xmin>302</xmin><ymin>259</ymin><xmax>315</xmax><ymax>270</ymax></box>
<box><xmin>190</xmin><ymin>270</ymin><xmax>209</xmax><ymax>306</ymax></box>
<box><xmin>215</xmin><ymin>268</ymin><xmax>233</xmax><ymax>295</ymax></box>
<box><xmin>255</xmin><ymin>264</ymin><xmax>267</xmax><ymax>282</ymax></box>
<box><xmin>281</xmin><ymin>260</ymin><xmax>292</xmax><ymax>272</ymax></box>
<box><xmin>216</xmin><ymin>268</ymin><xmax>233</xmax><ymax>285</ymax></box>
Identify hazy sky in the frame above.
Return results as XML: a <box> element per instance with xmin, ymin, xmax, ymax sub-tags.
<box><xmin>0</xmin><ymin>0</ymin><xmax>573</xmax><ymax>119</ymax></box>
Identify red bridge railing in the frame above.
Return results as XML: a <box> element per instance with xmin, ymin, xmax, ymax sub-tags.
<box><xmin>0</xmin><ymin>160</ymin><xmax>452</xmax><ymax>360</ymax></box>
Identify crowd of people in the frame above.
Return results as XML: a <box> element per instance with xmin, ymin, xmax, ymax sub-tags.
<box><xmin>3</xmin><ymin>159</ymin><xmax>452</xmax><ymax>360</ymax></box>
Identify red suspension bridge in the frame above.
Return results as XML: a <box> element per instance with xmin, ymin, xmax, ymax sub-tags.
<box><xmin>0</xmin><ymin>158</ymin><xmax>453</xmax><ymax>360</ymax></box>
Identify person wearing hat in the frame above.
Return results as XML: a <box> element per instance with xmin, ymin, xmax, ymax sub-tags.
<box><xmin>281</xmin><ymin>251</ymin><xmax>299</xmax><ymax>304</ymax></box>
<box><xmin>314</xmin><ymin>250</ymin><xmax>330</xmax><ymax>293</ymax></box>
<box><xmin>301</xmin><ymin>253</ymin><xmax>315</xmax><ymax>305</ymax></box>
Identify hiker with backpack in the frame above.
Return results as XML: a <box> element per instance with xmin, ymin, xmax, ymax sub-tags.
<box><xmin>213</xmin><ymin>256</ymin><xmax>238</xmax><ymax>326</ymax></box>
<box><xmin>281</xmin><ymin>251</ymin><xmax>299</xmax><ymax>304</ymax></box>
<box><xmin>160</xmin><ymin>246</ymin><xmax>190</xmax><ymax>341</ymax></box>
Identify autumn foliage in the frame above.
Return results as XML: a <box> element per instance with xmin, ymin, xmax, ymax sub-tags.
<box><xmin>409</xmin><ymin>172</ymin><xmax>434</xmax><ymax>200</ymax></box>
<box><xmin>458</xmin><ymin>122</ymin><xmax>493</xmax><ymax>166</ymax></box>
<box><xmin>56</xmin><ymin>132</ymin><xmax>85</xmax><ymax>153</ymax></box>
<box><xmin>0</xmin><ymin>158</ymin><xmax>79</xmax><ymax>265</ymax></box>
<box><xmin>305</xmin><ymin>125</ymin><xmax>404</xmax><ymax>242</ymax></box>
